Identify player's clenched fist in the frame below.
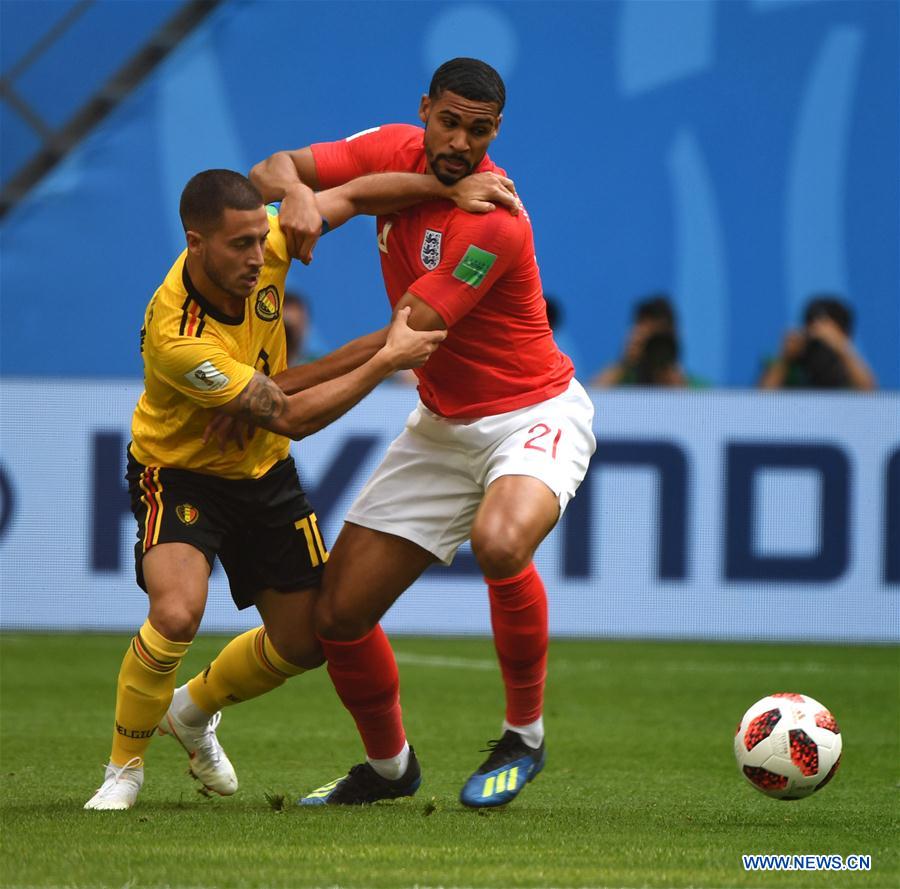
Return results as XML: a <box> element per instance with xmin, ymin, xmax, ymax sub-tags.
<box><xmin>382</xmin><ymin>306</ymin><xmax>447</xmax><ymax>369</ymax></box>
<box><xmin>279</xmin><ymin>182</ymin><xmax>323</xmax><ymax>264</ymax></box>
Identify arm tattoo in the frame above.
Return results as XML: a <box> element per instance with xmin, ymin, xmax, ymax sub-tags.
<box><xmin>236</xmin><ymin>373</ymin><xmax>287</xmax><ymax>423</ymax></box>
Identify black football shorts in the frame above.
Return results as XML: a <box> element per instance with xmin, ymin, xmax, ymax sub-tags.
<box><xmin>127</xmin><ymin>448</ymin><xmax>328</xmax><ymax>609</ymax></box>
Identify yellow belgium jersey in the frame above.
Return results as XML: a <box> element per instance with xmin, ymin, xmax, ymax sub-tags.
<box><xmin>130</xmin><ymin>209</ymin><xmax>291</xmax><ymax>479</ymax></box>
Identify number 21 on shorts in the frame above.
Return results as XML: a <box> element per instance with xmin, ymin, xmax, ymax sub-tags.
<box><xmin>524</xmin><ymin>423</ymin><xmax>562</xmax><ymax>459</ymax></box>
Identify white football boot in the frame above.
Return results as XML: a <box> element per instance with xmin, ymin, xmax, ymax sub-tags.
<box><xmin>158</xmin><ymin>705</ymin><xmax>238</xmax><ymax>796</ymax></box>
<box><xmin>84</xmin><ymin>756</ymin><xmax>144</xmax><ymax>810</ymax></box>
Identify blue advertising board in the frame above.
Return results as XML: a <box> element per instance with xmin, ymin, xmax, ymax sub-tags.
<box><xmin>1</xmin><ymin>384</ymin><xmax>896</xmax><ymax>641</ymax></box>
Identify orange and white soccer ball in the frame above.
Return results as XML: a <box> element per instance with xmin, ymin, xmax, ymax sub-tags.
<box><xmin>734</xmin><ymin>693</ymin><xmax>842</xmax><ymax>800</ymax></box>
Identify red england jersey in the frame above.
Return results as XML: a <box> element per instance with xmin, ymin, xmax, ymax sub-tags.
<box><xmin>311</xmin><ymin>124</ymin><xmax>574</xmax><ymax>418</ymax></box>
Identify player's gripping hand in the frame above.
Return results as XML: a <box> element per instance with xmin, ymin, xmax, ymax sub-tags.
<box><xmin>279</xmin><ymin>182</ymin><xmax>324</xmax><ymax>264</ymax></box>
<box><xmin>202</xmin><ymin>413</ymin><xmax>257</xmax><ymax>453</ymax></box>
<box><xmin>382</xmin><ymin>306</ymin><xmax>447</xmax><ymax>370</ymax></box>
<box><xmin>450</xmin><ymin>172</ymin><xmax>521</xmax><ymax>215</ymax></box>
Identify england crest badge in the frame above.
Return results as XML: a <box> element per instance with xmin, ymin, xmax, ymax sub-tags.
<box><xmin>421</xmin><ymin>229</ymin><xmax>442</xmax><ymax>270</ymax></box>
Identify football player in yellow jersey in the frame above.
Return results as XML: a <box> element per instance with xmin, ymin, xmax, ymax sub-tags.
<box><xmin>85</xmin><ymin>168</ymin><xmax>518</xmax><ymax>810</ymax></box>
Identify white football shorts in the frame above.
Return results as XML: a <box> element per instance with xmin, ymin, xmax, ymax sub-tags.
<box><xmin>345</xmin><ymin>378</ymin><xmax>597</xmax><ymax>565</ymax></box>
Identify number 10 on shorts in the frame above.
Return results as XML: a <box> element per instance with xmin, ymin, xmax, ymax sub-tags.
<box><xmin>295</xmin><ymin>514</ymin><xmax>329</xmax><ymax>566</ymax></box>
<box><xmin>524</xmin><ymin>423</ymin><xmax>562</xmax><ymax>459</ymax></box>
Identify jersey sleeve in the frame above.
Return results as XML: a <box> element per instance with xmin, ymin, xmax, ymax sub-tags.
<box><xmin>264</xmin><ymin>206</ymin><xmax>291</xmax><ymax>265</ymax></box>
<box><xmin>406</xmin><ymin>211</ymin><xmax>526</xmax><ymax>327</ymax></box>
<box><xmin>148</xmin><ymin>332</ymin><xmax>255</xmax><ymax>409</ymax></box>
<box><xmin>310</xmin><ymin>124</ymin><xmax>411</xmax><ymax>188</ymax></box>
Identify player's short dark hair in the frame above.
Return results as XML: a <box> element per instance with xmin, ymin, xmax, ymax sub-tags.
<box><xmin>634</xmin><ymin>293</ymin><xmax>676</xmax><ymax>328</ymax></box>
<box><xmin>429</xmin><ymin>58</ymin><xmax>506</xmax><ymax>112</ymax></box>
<box><xmin>179</xmin><ymin>169</ymin><xmax>263</xmax><ymax>233</ymax></box>
<box><xmin>804</xmin><ymin>294</ymin><xmax>853</xmax><ymax>335</ymax></box>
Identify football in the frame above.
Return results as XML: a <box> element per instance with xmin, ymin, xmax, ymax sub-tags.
<box><xmin>734</xmin><ymin>693</ymin><xmax>842</xmax><ymax>800</ymax></box>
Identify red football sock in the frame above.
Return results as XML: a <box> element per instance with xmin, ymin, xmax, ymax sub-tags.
<box><xmin>487</xmin><ymin>563</ymin><xmax>548</xmax><ymax>726</ymax></box>
<box><xmin>318</xmin><ymin>625</ymin><xmax>406</xmax><ymax>760</ymax></box>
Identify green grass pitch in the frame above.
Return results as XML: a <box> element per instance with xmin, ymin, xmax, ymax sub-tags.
<box><xmin>1</xmin><ymin>634</ymin><xmax>897</xmax><ymax>888</ymax></box>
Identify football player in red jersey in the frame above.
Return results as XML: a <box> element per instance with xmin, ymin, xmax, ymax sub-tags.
<box><xmin>251</xmin><ymin>58</ymin><xmax>596</xmax><ymax>808</ymax></box>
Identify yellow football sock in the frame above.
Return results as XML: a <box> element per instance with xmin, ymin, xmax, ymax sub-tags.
<box><xmin>110</xmin><ymin>620</ymin><xmax>191</xmax><ymax>766</ymax></box>
<box><xmin>186</xmin><ymin>627</ymin><xmax>305</xmax><ymax>714</ymax></box>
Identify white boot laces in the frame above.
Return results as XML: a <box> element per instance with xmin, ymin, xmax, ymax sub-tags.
<box><xmin>196</xmin><ymin>712</ymin><xmax>223</xmax><ymax>765</ymax></box>
<box><xmin>97</xmin><ymin>755</ymin><xmax>143</xmax><ymax>792</ymax></box>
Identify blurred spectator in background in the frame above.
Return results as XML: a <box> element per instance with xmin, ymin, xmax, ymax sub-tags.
<box><xmin>759</xmin><ymin>295</ymin><xmax>877</xmax><ymax>391</ymax></box>
<box><xmin>282</xmin><ymin>290</ymin><xmax>318</xmax><ymax>365</ymax></box>
<box><xmin>544</xmin><ymin>293</ymin><xmax>586</xmax><ymax>375</ymax></box>
<box><xmin>591</xmin><ymin>293</ymin><xmax>706</xmax><ymax>388</ymax></box>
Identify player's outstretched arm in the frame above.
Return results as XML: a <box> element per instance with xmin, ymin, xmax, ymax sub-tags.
<box><xmin>212</xmin><ymin>308</ymin><xmax>445</xmax><ymax>441</ymax></box>
<box><xmin>204</xmin><ymin>327</ymin><xmax>391</xmax><ymax>450</ymax></box>
<box><xmin>287</xmin><ymin>171</ymin><xmax>519</xmax><ymax>264</ymax></box>
<box><xmin>275</xmin><ymin>170</ymin><xmax>515</xmax><ymax>266</ymax></box>
<box><xmin>316</xmin><ymin>172</ymin><xmax>518</xmax><ymax>232</ymax></box>
<box><xmin>273</xmin><ymin>327</ymin><xmax>388</xmax><ymax>395</ymax></box>
<box><xmin>258</xmin><ymin>275</ymin><xmax>468</xmax><ymax>398</ymax></box>
<box><xmin>250</xmin><ymin>148</ymin><xmax>321</xmax><ymax>263</ymax></box>
<box><xmin>251</xmin><ymin>145</ymin><xmax>517</xmax><ymax>262</ymax></box>
<box><xmin>251</xmin><ymin>147</ymin><xmax>319</xmax><ymax>199</ymax></box>
<box><xmin>251</xmin><ymin>146</ymin><xmax>518</xmax><ymax>215</ymax></box>
<box><xmin>393</xmin><ymin>291</ymin><xmax>448</xmax><ymax>332</ymax></box>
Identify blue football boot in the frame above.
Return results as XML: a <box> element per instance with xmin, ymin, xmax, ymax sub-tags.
<box><xmin>459</xmin><ymin>730</ymin><xmax>545</xmax><ymax>808</ymax></box>
<box><xmin>298</xmin><ymin>747</ymin><xmax>421</xmax><ymax>805</ymax></box>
